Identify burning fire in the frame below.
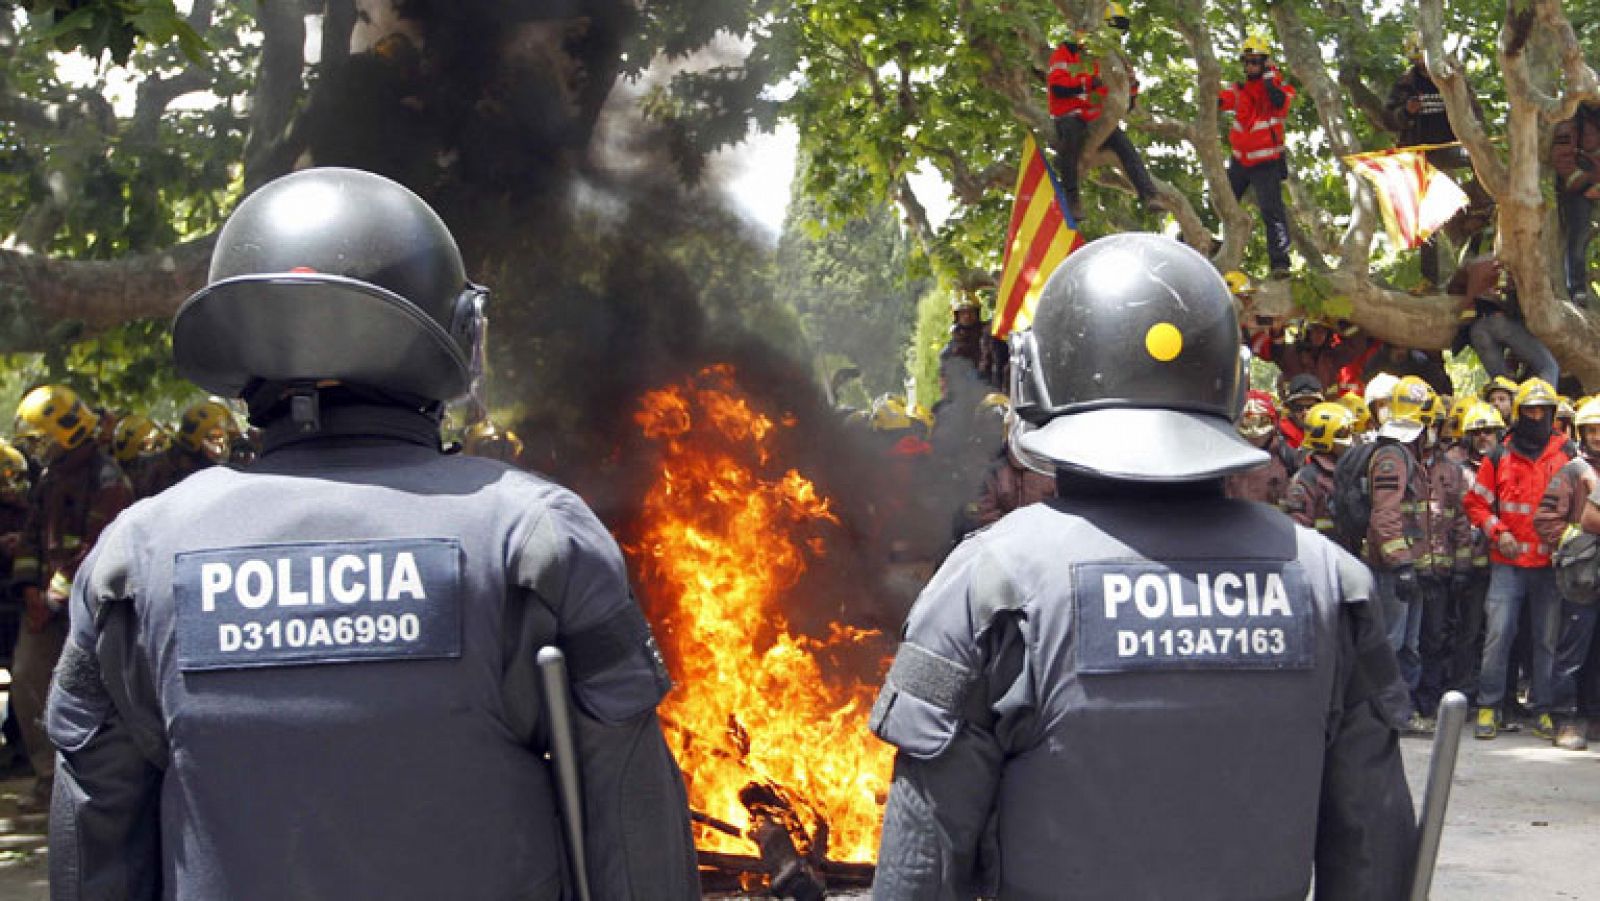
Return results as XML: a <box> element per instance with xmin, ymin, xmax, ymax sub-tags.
<box><xmin>628</xmin><ymin>364</ymin><xmax>894</xmax><ymax>864</ymax></box>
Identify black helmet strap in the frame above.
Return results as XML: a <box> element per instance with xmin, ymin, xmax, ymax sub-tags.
<box><xmin>290</xmin><ymin>385</ymin><xmax>322</xmax><ymax>434</ymax></box>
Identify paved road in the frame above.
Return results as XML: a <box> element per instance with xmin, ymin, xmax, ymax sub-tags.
<box><xmin>2</xmin><ymin>728</ymin><xmax>1595</xmax><ymax>899</ymax></box>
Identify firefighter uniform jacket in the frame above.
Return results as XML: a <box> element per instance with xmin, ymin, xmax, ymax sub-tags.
<box><xmin>1219</xmin><ymin>70</ymin><xmax>1295</xmax><ymax>166</ymax></box>
<box><xmin>968</xmin><ymin>454</ymin><xmax>1057</xmax><ymax>530</ymax></box>
<box><xmin>1417</xmin><ymin>449</ymin><xmax>1473</xmax><ymax>580</ymax></box>
<box><xmin>46</xmin><ymin>404</ymin><xmax>699</xmax><ymax>901</ymax></box>
<box><xmin>1047</xmin><ymin>41</ymin><xmax>1136</xmax><ymax>121</ymax></box>
<box><xmin>1286</xmin><ymin>454</ymin><xmax>1338</xmax><ymax>538</ymax></box>
<box><xmin>1534</xmin><ymin>455</ymin><xmax>1598</xmax><ymax>550</ymax></box>
<box><xmin>1223</xmin><ymin>435</ymin><xmax>1294</xmax><ymax>509</ymax></box>
<box><xmin>1464</xmin><ymin>434</ymin><xmax>1572</xmax><ymax>567</ymax></box>
<box><xmin>870</xmin><ymin>480</ymin><xmax>1414</xmax><ymax>900</ymax></box>
<box><xmin>1366</xmin><ymin>441</ymin><xmax>1427</xmax><ymax>572</ymax></box>
<box><xmin>19</xmin><ymin>440</ymin><xmax>132</xmax><ymax>595</ymax></box>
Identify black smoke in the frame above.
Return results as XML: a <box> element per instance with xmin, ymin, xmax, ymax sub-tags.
<box><xmin>294</xmin><ymin>1</ymin><xmax>955</xmax><ymax>642</ymax></box>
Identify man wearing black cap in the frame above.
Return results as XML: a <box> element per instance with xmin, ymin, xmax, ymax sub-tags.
<box><xmin>869</xmin><ymin>233</ymin><xmax>1414</xmax><ymax>899</ymax></box>
<box><xmin>1281</xmin><ymin>372</ymin><xmax>1325</xmax><ymax>450</ymax></box>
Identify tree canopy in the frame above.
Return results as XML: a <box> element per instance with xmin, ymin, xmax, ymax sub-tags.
<box><xmin>658</xmin><ymin>0</ymin><xmax>1600</xmax><ymax>385</ymax></box>
<box><xmin>2</xmin><ymin>0</ymin><xmax>1599</xmax><ymax>400</ymax></box>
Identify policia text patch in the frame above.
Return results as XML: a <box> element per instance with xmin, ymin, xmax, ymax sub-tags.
<box><xmin>174</xmin><ymin>538</ymin><xmax>463</xmax><ymax>671</ymax></box>
<box><xmin>1073</xmin><ymin>560</ymin><xmax>1314</xmax><ymax>673</ymax></box>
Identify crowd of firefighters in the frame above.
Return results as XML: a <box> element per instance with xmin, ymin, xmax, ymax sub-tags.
<box><xmin>0</xmin><ymin>385</ymin><xmax>522</xmax><ymax>810</ymax></box>
<box><xmin>855</xmin><ymin>338</ymin><xmax>1600</xmax><ymax>753</ymax></box>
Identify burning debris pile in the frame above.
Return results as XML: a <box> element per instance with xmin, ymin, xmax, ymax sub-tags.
<box><xmin>626</xmin><ymin>364</ymin><xmax>895</xmax><ymax>895</ymax></box>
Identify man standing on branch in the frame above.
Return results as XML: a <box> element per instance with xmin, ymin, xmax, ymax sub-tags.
<box><xmin>1220</xmin><ymin>35</ymin><xmax>1296</xmax><ymax>278</ymax></box>
<box><xmin>1384</xmin><ymin>32</ymin><xmax>1491</xmax><ymax>293</ymax></box>
<box><xmin>1550</xmin><ymin>101</ymin><xmax>1600</xmax><ymax>308</ymax></box>
<box><xmin>1046</xmin><ymin>4</ymin><xmax>1161</xmax><ymax>221</ymax></box>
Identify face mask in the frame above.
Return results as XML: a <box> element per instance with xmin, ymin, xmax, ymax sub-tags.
<box><xmin>1511</xmin><ymin>413</ymin><xmax>1553</xmax><ymax>454</ymax></box>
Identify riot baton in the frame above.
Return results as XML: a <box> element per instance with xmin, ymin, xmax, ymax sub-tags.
<box><xmin>1408</xmin><ymin>690</ymin><xmax>1468</xmax><ymax>901</ymax></box>
<box><xmin>538</xmin><ymin>647</ymin><xmax>593</xmax><ymax>901</ymax></box>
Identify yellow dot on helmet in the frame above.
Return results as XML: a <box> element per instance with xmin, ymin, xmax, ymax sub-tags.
<box><xmin>1145</xmin><ymin>322</ymin><xmax>1183</xmax><ymax>362</ymax></box>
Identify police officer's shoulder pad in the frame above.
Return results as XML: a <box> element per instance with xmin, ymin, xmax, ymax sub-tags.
<box><xmin>81</xmin><ymin>518</ymin><xmax>140</xmax><ymax>621</ymax></box>
<box><xmin>872</xmin><ymin>539</ymin><xmax>1025</xmax><ymax>758</ymax></box>
<box><xmin>511</xmin><ymin>487</ymin><xmax>670</xmax><ymax>722</ymax></box>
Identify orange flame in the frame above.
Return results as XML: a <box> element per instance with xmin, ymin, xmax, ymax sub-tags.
<box><xmin>628</xmin><ymin>364</ymin><xmax>893</xmax><ymax>863</ymax></box>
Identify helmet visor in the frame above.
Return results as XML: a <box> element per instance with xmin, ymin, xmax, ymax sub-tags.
<box><xmin>1018</xmin><ymin>407</ymin><xmax>1268</xmax><ymax>482</ymax></box>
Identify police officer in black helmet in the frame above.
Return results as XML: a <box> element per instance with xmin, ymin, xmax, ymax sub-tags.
<box><xmin>870</xmin><ymin>233</ymin><xmax>1415</xmax><ymax>900</ymax></box>
<box><xmin>47</xmin><ymin>168</ymin><xmax>700</xmax><ymax>900</ymax></box>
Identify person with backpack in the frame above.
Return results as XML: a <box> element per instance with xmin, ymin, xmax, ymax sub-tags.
<box><xmin>1464</xmin><ymin>378</ymin><xmax>1574</xmax><ymax>739</ymax></box>
<box><xmin>1357</xmin><ymin>376</ymin><xmax>1434</xmax><ymax>725</ymax></box>
<box><xmin>1534</xmin><ymin>397</ymin><xmax>1600</xmax><ymax>750</ymax></box>
<box><xmin>1411</xmin><ymin>392</ymin><xmax>1474</xmax><ymax>730</ymax></box>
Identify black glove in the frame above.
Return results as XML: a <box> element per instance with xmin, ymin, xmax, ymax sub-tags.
<box><xmin>1450</xmin><ymin>571</ymin><xmax>1474</xmax><ymax>599</ymax></box>
<box><xmin>1392</xmin><ymin>565</ymin><xmax>1421</xmax><ymax>606</ymax></box>
<box><xmin>1266</xmin><ymin>84</ymin><xmax>1287</xmax><ymax>108</ymax></box>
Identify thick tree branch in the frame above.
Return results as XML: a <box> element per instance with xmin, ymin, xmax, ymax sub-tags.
<box><xmin>243</xmin><ymin>0</ymin><xmax>309</xmax><ymax>189</ymax></box>
<box><xmin>1269</xmin><ymin>2</ymin><xmax>1375</xmax><ymax>268</ymax></box>
<box><xmin>1172</xmin><ymin>0</ymin><xmax>1249</xmax><ymax>270</ymax></box>
<box><xmin>1418</xmin><ymin>0</ymin><xmax>1508</xmax><ymax>197</ymax></box>
<box><xmin>1496</xmin><ymin>0</ymin><xmax>1600</xmax><ymax>387</ymax></box>
<box><xmin>892</xmin><ymin>176</ymin><xmax>938</xmax><ymax>257</ymax></box>
<box><xmin>128</xmin><ymin>0</ymin><xmax>219</xmax><ymax>144</ymax></box>
<box><xmin>0</xmin><ymin>237</ymin><xmax>217</xmax><ymax>346</ymax></box>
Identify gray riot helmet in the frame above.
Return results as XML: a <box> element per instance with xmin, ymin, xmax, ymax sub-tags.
<box><xmin>173</xmin><ymin>167</ymin><xmax>486</xmax><ymax>405</ymax></box>
<box><xmin>1009</xmin><ymin>233</ymin><xmax>1266</xmax><ymax>481</ymax></box>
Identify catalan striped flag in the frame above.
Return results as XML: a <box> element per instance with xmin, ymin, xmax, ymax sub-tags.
<box><xmin>991</xmin><ymin>135</ymin><xmax>1085</xmax><ymax>339</ymax></box>
<box><xmin>1343</xmin><ymin>144</ymin><xmax>1469</xmax><ymax>250</ymax></box>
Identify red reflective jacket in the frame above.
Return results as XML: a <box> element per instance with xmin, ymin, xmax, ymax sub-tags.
<box><xmin>1464</xmin><ymin>434</ymin><xmax>1572</xmax><ymax>567</ymax></box>
<box><xmin>1219</xmin><ymin>70</ymin><xmax>1295</xmax><ymax>166</ymax></box>
<box><xmin>1047</xmin><ymin>42</ymin><xmax>1137</xmax><ymax>122</ymax></box>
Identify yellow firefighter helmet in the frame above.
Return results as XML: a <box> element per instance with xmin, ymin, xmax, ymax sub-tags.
<box><xmin>1301</xmin><ymin>402</ymin><xmax>1354</xmax><ymax>454</ymax></box>
<box><xmin>1460</xmin><ymin>401</ymin><xmax>1506</xmax><ymax>433</ymax></box>
<box><xmin>177</xmin><ymin>400</ymin><xmax>237</xmax><ymax>455</ymax></box>
<box><xmin>1512</xmin><ymin>378</ymin><xmax>1559</xmax><ymax>421</ymax></box>
<box><xmin>111</xmin><ymin>414</ymin><xmax>168</xmax><ymax>463</ymax></box>
<box><xmin>15</xmin><ymin>384</ymin><xmax>95</xmax><ymax>451</ymax></box>
<box><xmin>1388</xmin><ymin>376</ymin><xmax>1435</xmax><ymax>425</ymax></box>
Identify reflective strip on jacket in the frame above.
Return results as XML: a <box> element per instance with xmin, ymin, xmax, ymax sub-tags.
<box><xmin>1464</xmin><ymin>434</ymin><xmax>1573</xmax><ymax>567</ymax></box>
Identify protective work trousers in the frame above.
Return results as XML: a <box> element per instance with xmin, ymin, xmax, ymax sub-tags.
<box><xmin>9</xmin><ymin>615</ymin><xmax>65</xmax><ymax>780</ymax></box>
<box><xmin>1446</xmin><ymin>572</ymin><xmax>1490</xmax><ymax>701</ymax></box>
<box><xmin>1227</xmin><ymin>157</ymin><xmax>1291</xmax><ymax>271</ymax></box>
<box><xmin>1557</xmin><ymin>188</ymin><xmax>1596</xmax><ymax>303</ymax></box>
<box><xmin>1052</xmin><ymin>116</ymin><xmax>1157</xmax><ymax>205</ymax></box>
<box><xmin>1551</xmin><ymin>600</ymin><xmax>1599</xmax><ymax>716</ymax></box>
<box><xmin>1375</xmin><ymin>570</ymin><xmax>1417</xmax><ymax>717</ymax></box>
<box><xmin>1469</xmin><ymin>312</ymin><xmax>1559</xmax><ymax>386</ymax></box>
<box><xmin>1411</xmin><ymin>579</ymin><xmax>1454</xmax><ymax>718</ymax></box>
<box><xmin>1477</xmin><ymin>564</ymin><xmax>1561</xmax><ymax>711</ymax></box>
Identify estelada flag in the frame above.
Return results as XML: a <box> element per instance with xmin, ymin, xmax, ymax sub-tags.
<box><xmin>991</xmin><ymin>135</ymin><xmax>1085</xmax><ymax>339</ymax></box>
<box><xmin>1343</xmin><ymin>144</ymin><xmax>1470</xmax><ymax>250</ymax></box>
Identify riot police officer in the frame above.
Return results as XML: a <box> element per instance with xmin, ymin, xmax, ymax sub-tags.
<box><xmin>47</xmin><ymin>168</ymin><xmax>699</xmax><ymax>900</ymax></box>
<box><xmin>870</xmin><ymin>234</ymin><xmax>1415</xmax><ymax>900</ymax></box>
